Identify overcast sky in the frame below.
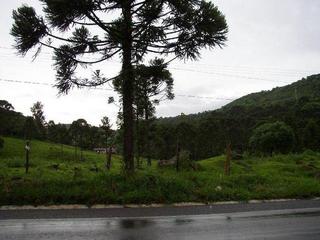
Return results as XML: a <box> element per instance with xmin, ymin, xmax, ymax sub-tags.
<box><xmin>1</xmin><ymin>0</ymin><xmax>319</xmax><ymax>127</ymax></box>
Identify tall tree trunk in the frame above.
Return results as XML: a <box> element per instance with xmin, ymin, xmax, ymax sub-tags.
<box><xmin>145</xmin><ymin>109</ymin><xmax>151</xmax><ymax>166</ymax></box>
<box><xmin>122</xmin><ymin>2</ymin><xmax>134</xmax><ymax>172</ymax></box>
<box><xmin>176</xmin><ymin>140</ymin><xmax>180</xmax><ymax>172</ymax></box>
<box><xmin>107</xmin><ymin>145</ymin><xmax>112</xmax><ymax>170</ymax></box>
<box><xmin>135</xmin><ymin>111</ymin><xmax>141</xmax><ymax>169</ymax></box>
<box><xmin>105</xmin><ymin>133</ymin><xmax>109</xmax><ymax>169</ymax></box>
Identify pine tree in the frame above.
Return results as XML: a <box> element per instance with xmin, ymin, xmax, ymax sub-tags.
<box><xmin>11</xmin><ymin>0</ymin><xmax>228</xmax><ymax>172</ymax></box>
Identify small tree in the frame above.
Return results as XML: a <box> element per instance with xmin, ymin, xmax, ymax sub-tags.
<box><xmin>135</xmin><ymin>59</ymin><xmax>174</xmax><ymax>166</ymax></box>
<box><xmin>24</xmin><ymin>116</ymin><xmax>39</xmax><ymax>140</ymax></box>
<box><xmin>249</xmin><ymin>121</ymin><xmax>295</xmax><ymax>155</ymax></box>
<box><xmin>69</xmin><ymin>119</ymin><xmax>89</xmax><ymax>160</ymax></box>
<box><xmin>47</xmin><ymin>120</ymin><xmax>58</xmax><ymax>142</ymax></box>
<box><xmin>100</xmin><ymin>116</ymin><xmax>113</xmax><ymax>170</ymax></box>
<box><xmin>302</xmin><ymin>119</ymin><xmax>320</xmax><ymax>151</ymax></box>
<box><xmin>31</xmin><ymin>101</ymin><xmax>47</xmax><ymax>139</ymax></box>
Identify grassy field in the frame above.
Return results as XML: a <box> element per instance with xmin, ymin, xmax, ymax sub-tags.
<box><xmin>0</xmin><ymin>137</ymin><xmax>320</xmax><ymax>206</ymax></box>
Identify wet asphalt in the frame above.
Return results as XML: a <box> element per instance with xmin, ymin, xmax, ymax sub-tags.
<box><xmin>1</xmin><ymin>199</ymin><xmax>320</xmax><ymax>220</ymax></box>
<box><xmin>1</xmin><ymin>200</ymin><xmax>320</xmax><ymax>240</ymax></box>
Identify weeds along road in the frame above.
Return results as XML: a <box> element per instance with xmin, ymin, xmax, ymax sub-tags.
<box><xmin>1</xmin><ymin>200</ymin><xmax>320</xmax><ymax>240</ymax></box>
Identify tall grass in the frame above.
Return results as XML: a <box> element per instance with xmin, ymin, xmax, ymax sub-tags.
<box><xmin>0</xmin><ymin>137</ymin><xmax>320</xmax><ymax>206</ymax></box>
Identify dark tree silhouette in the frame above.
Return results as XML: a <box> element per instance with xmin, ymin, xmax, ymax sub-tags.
<box><xmin>100</xmin><ymin>116</ymin><xmax>113</xmax><ymax>169</ymax></box>
<box><xmin>113</xmin><ymin>58</ymin><xmax>174</xmax><ymax>167</ymax></box>
<box><xmin>136</xmin><ymin>59</ymin><xmax>174</xmax><ymax>167</ymax></box>
<box><xmin>69</xmin><ymin>119</ymin><xmax>89</xmax><ymax>160</ymax></box>
<box><xmin>31</xmin><ymin>101</ymin><xmax>47</xmax><ymax>139</ymax></box>
<box><xmin>23</xmin><ymin>116</ymin><xmax>39</xmax><ymax>140</ymax></box>
<box><xmin>11</xmin><ymin>0</ymin><xmax>228</xmax><ymax>172</ymax></box>
<box><xmin>0</xmin><ymin>100</ymin><xmax>14</xmax><ymax>111</ymax></box>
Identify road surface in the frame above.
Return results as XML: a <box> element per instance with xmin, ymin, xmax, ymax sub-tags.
<box><xmin>1</xmin><ymin>200</ymin><xmax>320</xmax><ymax>240</ymax></box>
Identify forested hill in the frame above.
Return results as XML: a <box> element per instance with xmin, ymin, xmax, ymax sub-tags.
<box><xmin>150</xmin><ymin>74</ymin><xmax>320</xmax><ymax>160</ymax></box>
<box><xmin>222</xmin><ymin>74</ymin><xmax>320</xmax><ymax>110</ymax></box>
<box><xmin>157</xmin><ymin>74</ymin><xmax>320</xmax><ymax>125</ymax></box>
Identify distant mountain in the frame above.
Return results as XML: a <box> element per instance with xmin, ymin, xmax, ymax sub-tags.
<box><xmin>157</xmin><ymin>74</ymin><xmax>320</xmax><ymax>125</ymax></box>
<box><xmin>222</xmin><ymin>74</ymin><xmax>320</xmax><ymax>110</ymax></box>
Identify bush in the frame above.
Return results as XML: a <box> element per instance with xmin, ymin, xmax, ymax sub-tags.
<box><xmin>302</xmin><ymin>119</ymin><xmax>320</xmax><ymax>151</ymax></box>
<box><xmin>249</xmin><ymin>121</ymin><xmax>295</xmax><ymax>155</ymax></box>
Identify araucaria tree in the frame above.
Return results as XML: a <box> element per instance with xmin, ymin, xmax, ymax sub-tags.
<box><xmin>11</xmin><ymin>0</ymin><xmax>228</xmax><ymax>172</ymax></box>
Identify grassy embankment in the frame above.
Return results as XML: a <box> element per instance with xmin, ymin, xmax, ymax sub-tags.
<box><xmin>0</xmin><ymin>137</ymin><xmax>320</xmax><ymax>206</ymax></box>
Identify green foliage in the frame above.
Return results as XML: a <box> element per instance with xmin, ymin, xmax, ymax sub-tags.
<box><xmin>23</xmin><ymin>116</ymin><xmax>40</xmax><ymax>140</ymax></box>
<box><xmin>1</xmin><ymin>137</ymin><xmax>320</xmax><ymax>206</ymax></box>
<box><xmin>150</xmin><ymin>74</ymin><xmax>320</xmax><ymax>160</ymax></box>
<box><xmin>224</xmin><ymin>74</ymin><xmax>320</xmax><ymax>109</ymax></box>
<box><xmin>0</xmin><ymin>101</ymin><xmax>26</xmax><ymax>137</ymax></box>
<box><xmin>31</xmin><ymin>101</ymin><xmax>47</xmax><ymax>139</ymax></box>
<box><xmin>11</xmin><ymin>6</ymin><xmax>47</xmax><ymax>55</ymax></box>
<box><xmin>249</xmin><ymin>121</ymin><xmax>295</xmax><ymax>155</ymax></box>
<box><xmin>302</xmin><ymin>119</ymin><xmax>320</xmax><ymax>151</ymax></box>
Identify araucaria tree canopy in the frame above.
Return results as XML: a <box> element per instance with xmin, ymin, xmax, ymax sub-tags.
<box><xmin>11</xmin><ymin>0</ymin><xmax>228</xmax><ymax>171</ymax></box>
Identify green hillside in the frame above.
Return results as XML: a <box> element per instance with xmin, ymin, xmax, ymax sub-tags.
<box><xmin>150</xmin><ymin>74</ymin><xmax>320</xmax><ymax>160</ymax></box>
<box><xmin>1</xmin><ymin>137</ymin><xmax>320</xmax><ymax>206</ymax></box>
<box><xmin>0</xmin><ymin>137</ymin><xmax>123</xmax><ymax>173</ymax></box>
<box><xmin>223</xmin><ymin>74</ymin><xmax>320</xmax><ymax>109</ymax></box>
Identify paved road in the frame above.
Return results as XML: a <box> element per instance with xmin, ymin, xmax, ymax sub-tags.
<box><xmin>1</xmin><ymin>208</ymin><xmax>320</xmax><ymax>240</ymax></box>
<box><xmin>1</xmin><ymin>199</ymin><xmax>320</xmax><ymax>219</ymax></box>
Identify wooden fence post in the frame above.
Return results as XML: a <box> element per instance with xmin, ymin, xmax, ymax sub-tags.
<box><xmin>25</xmin><ymin>141</ymin><xmax>30</xmax><ymax>174</ymax></box>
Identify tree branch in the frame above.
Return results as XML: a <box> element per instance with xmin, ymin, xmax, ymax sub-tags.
<box><xmin>40</xmin><ymin>41</ymin><xmax>121</xmax><ymax>64</ymax></box>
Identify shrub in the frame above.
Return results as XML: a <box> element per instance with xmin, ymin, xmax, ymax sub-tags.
<box><xmin>302</xmin><ymin>119</ymin><xmax>320</xmax><ymax>151</ymax></box>
<box><xmin>249</xmin><ymin>121</ymin><xmax>295</xmax><ymax>155</ymax></box>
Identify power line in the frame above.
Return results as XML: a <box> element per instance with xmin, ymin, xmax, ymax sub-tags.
<box><xmin>1</xmin><ymin>46</ymin><xmax>318</xmax><ymax>74</ymax></box>
<box><xmin>169</xmin><ymin>67</ymin><xmax>292</xmax><ymax>84</ymax></box>
<box><xmin>0</xmin><ymin>52</ymin><xmax>313</xmax><ymax>81</ymax></box>
<box><xmin>0</xmin><ymin>77</ymin><xmax>235</xmax><ymax>102</ymax></box>
<box><xmin>1</xmin><ymin>46</ymin><xmax>315</xmax><ymax>87</ymax></box>
<box><xmin>0</xmin><ymin>52</ymin><xmax>297</xmax><ymax>85</ymax></box>
<box><xmin>175</xmin><ymin>94</ymin><xmax>234</xmax><ymax>101</ymax></box>
<box><xmin>0</xmin><ymin>78</ymin><xmax>114</xmax><ymax>91</ymax></box>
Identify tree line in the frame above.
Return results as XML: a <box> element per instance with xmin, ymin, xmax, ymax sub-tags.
<box><xmin>0</xmin><ymin>100</ymin><xmax>116</xmax><ymax>157</ymax></box>
<box><xmin>143</xmin><ymin>93</ymin><xmax>320</xmax><ymax>161</ymax></box>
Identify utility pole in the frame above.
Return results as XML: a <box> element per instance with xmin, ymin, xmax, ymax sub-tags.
<box><xmin>25</xmin><ymin>141</ymin><xmax>30</xmax><ymax>174</ymax></box>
